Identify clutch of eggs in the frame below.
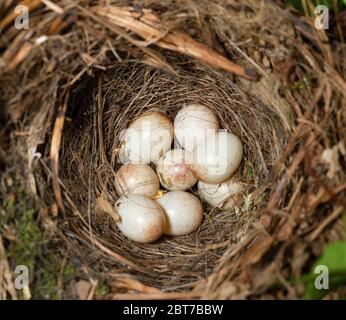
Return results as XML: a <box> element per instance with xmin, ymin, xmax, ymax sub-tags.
<box><xmin>110</xmin><ymin>105</ymin><xmax>244</xmax><ymax>243</ymax></box>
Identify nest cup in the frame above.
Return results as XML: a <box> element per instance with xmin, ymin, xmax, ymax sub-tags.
<box><xmin>56</xmin><ymin>57</ymin><xmax>287</xmax><ymax>289</ymax></box>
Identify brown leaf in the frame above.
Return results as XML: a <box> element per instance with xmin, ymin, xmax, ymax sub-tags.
<box><xmin>75</xmin><ymin>280</ymin><xmax>92</xmax><ymax>300</ymax></box>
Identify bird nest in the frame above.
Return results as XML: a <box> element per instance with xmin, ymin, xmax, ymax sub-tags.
<box><xmin>50</xmin><ymin>59</ymin><xmax>285</xmax><ymax>289</ymax></box>
<box><xmin>1</xmin><ymin>0</ymin><xmax>345</xmax><ymax>299</ymax></box>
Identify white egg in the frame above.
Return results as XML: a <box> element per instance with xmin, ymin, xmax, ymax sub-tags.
<box><xmin>174</xmin><ymin>104</ymin><xmax>219</xmax><ymax>152</ymax></box>
<box><xmin>156</xmin><ymin>191</ymin><xmax>203</xmax><ymax>236</ymax></box>
<box><xmin>156</xmin><ymin>149</ymin><xmax>197</xmax><ymax>191</ymax></box>
<box><xmin>192</xmin><ymin>131</ymin><xmax>243</xmax><ymax>183</ymax></box>
<box><xmin>115</xmin><ymin>164</ymin><xmax>159</xmax><ymax>198</ymax></box>
<box><xmin>115</xmin><ymin>194</ymin><xmax>165</xmax><ymax>243</ymax></box>
<box><xmin>198</xmin><ymin>178</ymin><xmax>244</xmax><ymax>210</ymax></box>
<box><xmin>118</xmin><ymin>111</ymin><xmax>174</xmax><ymax>164</ymax></box>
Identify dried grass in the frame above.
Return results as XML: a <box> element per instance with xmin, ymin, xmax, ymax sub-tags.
<box><xmin>1</xmin><ymin>0</ymin><xmax>345</xmax><ymax>299</ymax></box>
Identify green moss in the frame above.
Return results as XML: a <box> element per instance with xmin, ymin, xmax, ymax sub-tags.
<box><xmin>204</xmin><ymin>212</ymin><xmax>214</xmax><ymax>222</ymax></box>
<box><xmin>35</xmin><ymin>270</ymin><xmax>59</xmax><ymax>300</ymax></box>
<box><xmin>247</xmin><ymin>165</ymin><xmax>254</xmax><ymax>178</ymax></box>
<box><xmin>95</xmin><ymin>282</ymin><xmax>109</xmax><ymax>297</ymax></box>
<box><xmin>63</xmin><ymin>263</ymin><xmax>77</xmax><ymax>278</ymax></box>
<box><xmin>1</xmin><ymin>191</ymin><xmax>41</xmax><ymax>270</ymax></box>
<box><xmin>1</xmin><ymin>187</ymin><xmax>81</xmax><ymax>299</ymax></box>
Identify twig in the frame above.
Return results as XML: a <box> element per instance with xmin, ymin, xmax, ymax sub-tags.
<box><xmin>41</xmin><ymin>0</ymin><xmax>64</xmax><ymax>14</ymax></box>
<box><xmin>50</xmin><ymin>93</ymin><xmax>69</xmax><ymax>214</ymax></box>
<box><xmin>309</xmin><ymin>206</ymin><xmax>344</xmax><ymax>241</ymax></box>
<box><xmin>93</xmin><ymin>6</ymin><xmax>257</xmax><ymax>80</ymax></box>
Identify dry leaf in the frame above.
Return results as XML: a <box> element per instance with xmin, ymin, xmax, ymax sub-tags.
<box><xmin>93</xmin><ymin>6</ymin><xmax>256</xmax><ymax>80</ymax></box>
<box><xmin>75</xmin><ymin>280</ymin><xmax>92</xmax><ymax>300</ymax></box>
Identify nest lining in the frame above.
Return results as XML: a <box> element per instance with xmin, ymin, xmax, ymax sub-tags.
<box><xmin>54</xmin><ymin>57</ymin><xmax>287</xmax><ymax>289</ymax></box>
